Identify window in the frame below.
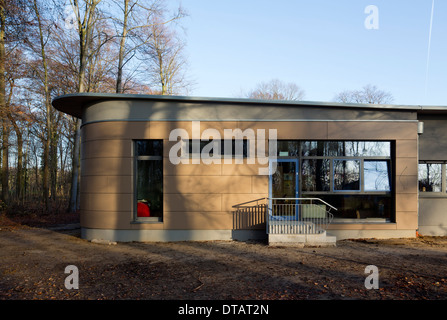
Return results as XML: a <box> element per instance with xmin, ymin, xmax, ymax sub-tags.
<box><xmin>277</xmin><ymin>140</ymin><xmax>299</xmax><ymax>157</ymax></box>
<box><xmin>418</xmin><ymin>163</ymin><xmax>443</xmax><ymax>192</ymax></box>
<box><xmin>301</xmin><ymin>159</ymin><xmax>330</xmax><ymax>191</ymax></box>
<box><xmin>300</xmin><ymin>141</ymin><xmax>390</xmax><ymax>157</ymax></box>
<box><xmin>135</xmin><ymin>140</ymin><xmax>163</xmax><ymax>222</ymax></box>
<box><xmin>188</xmin><ymin>139</ymin><xmax>249</xmax><ymax>158</ymax></box>
<box><xmin>277</xmin><ymin>140</ymin><xmax>394</xmax><ymax>222</ymax></box>
<box><xmin>364</xmin><ymin>160</ymin><xmax>391</xmax><ymax>191</ymax></box>
<box><xmin>333</xmin><ymin>159</ymin><xmax>360</xmax><ymax>191</ymax></box>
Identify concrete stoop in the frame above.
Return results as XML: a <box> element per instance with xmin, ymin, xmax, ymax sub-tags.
<box><xmin>268</xmin><ymin>231</ymin><xmax>336</xmax><ymax>247</ymax></box>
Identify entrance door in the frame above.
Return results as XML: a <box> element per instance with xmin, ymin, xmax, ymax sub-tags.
<box><xmin>269</xmin><ymin>159</ymin><xmax>299</xmax><ymax>219</ymax></box>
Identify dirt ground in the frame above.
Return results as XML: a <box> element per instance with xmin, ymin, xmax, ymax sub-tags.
<box><xmin>1</xmin><ymin>213</ymin><xmax>447</xmax><ymax>303</ymax></box>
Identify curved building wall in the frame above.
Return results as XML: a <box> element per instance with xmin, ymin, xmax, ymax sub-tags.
<box><xmin>77</xmin><ymin>98</ymin><xmax>419</xmax><ymax>242</ymax></box>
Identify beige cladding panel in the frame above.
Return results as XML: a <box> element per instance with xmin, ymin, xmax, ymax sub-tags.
<box><xmin>221</xmin><ymin>163</ymin><xmax>269</xmax><ymax>176</ymax></box>
<box><xmin>164</xmin><ymin>194</ymin><xmax>222</xmax><ymax>212</ymax></box>
<box><xmin>328</xmin><ymin>121</ymin><xmax>418</xmax><ymax>140</ymax></box>
<box><xmin>82</xmin><ymin>139</ymin><xmax>132</xmax><ymax>159</ymax></box>
<box><xmin>252</xmin><ymin>176</ymin><xmax>268</xmax><ymax>194</ymax></box>
<box><xmin>164</xmin><ymin>211</ymin><xmax>233</xmax><ymax>230</ymax></box>
<box><xmin>81</xmin><ymin>175</ymin><xmax>132</xmax><ymax>194</ymax></box>
<box><xmin>237</xmin><ymin>121</ymin><xmax>329</xmax><ymax>139</ymax></box>
<box><xmin>81</xmin><ymin>210</ymin><xmax>137</xmax><ymax>229</ymax></box>
<box><xmin>221</xmin><ymin>194</ymin><xmax>267</xmax><ymax>212</ymax></box>
<box><xmin>164</xmin><ymin>175</ymin><xmax>252</xmax><ymax>194</ymax></box>
<box><xmin>396</xmin><ymin>139</ymin><xmax>418</xmax><ymax>158</ymax></box>
<box><xmin>395</xmin><ymin>175</ymin><xmax>418</xmax><ymax>194</ymax></box>
<box><xmin>79</xmin><ymin>119</ymin><xmax>419</xmax><ymax>233</ymax></box>
<box><xmin>81</xmin><ymin>121</ymin><xmax>192</xmax><ymax>141</ymax></box>
<box><xmin>164</xmin><ymin>159</ymin><xmax>222</xmax><ymax>176</ymax></box>
<box><xmin>81</xmin><ymin>157</ymin><xmax>132</xmax><ymax>177</ymax></box>
<box><xmin>395</xmin><ymin>157</ymin><xmax>418</xmax><ymax>176</ymax></box>
<box><xmin>395</xmin><ymin>193</ymin><xmax>418</xmax><ymax>212</ymax></box>
<box><xmin>81</xmin><ymin>193</ymin><xmax>133</xmax><ymax>212</ymax></box>
<box><xmin>396</xmin><ymin>211</ymin><xmax>419</xmax><ymax>229</ymax></box>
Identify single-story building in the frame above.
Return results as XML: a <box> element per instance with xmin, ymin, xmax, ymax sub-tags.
<box><xmin>52</xmin><ymin>93</ymin><xmax>447</xmax><ymax>244</ymax></box>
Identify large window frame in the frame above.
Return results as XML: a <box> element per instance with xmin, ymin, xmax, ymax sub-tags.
<box><xmin>276</xmin><ymin>140</ymin><xmax>394</xmax><ymax>222</ymax></box>
<box><xmin>298</xmin><ymin>142</ymin><xmax>392</xmax><ymax>195</ymax></box>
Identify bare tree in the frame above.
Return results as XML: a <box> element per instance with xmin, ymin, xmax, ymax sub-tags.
<box><xmin>245</xmin><ymin>79</ymin><xmax>305</xmax><ymax>101</ymax></box>
<box><xmin>334</xmin><ymin>84</ymin><xmax>394</xmax><ymax>104</ymax></box>
<box><xmin>0</xmin><ymin>0</ymin><xmax>30</xmax><ymax>204</ymax></box>
<box><xmin>65</xmin><ymin>0</ymin><xmax>103</xmax><ymax>212</ymax></box>
<box><xmin>110</xmin><ymin>0</ymin><xmax>187</xmax><ymax>94</ymax></box>
<box><xmin>112</xmin><ymin>0</ymin><xmax>161</xmax><ymax>93</ymax></box>
<box><xmin>142</xmin><ymin>17</ymin><xmax>191</xmax><ymax>95</ymax></box>
<box><xmin>28</xmin><ymin>0</ymin><xmax>54</xmax><ymax>212</ymax></box>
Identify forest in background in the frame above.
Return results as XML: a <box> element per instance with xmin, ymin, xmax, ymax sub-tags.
<box><xmin>0</xmin><ymin>0</ymin><xmax>191</xmax><ymax>216</ymax></box>
<box><xmin>0</xmin><ymin>0</ymin><xmax>393</xmax><ymax>220</ymax></box>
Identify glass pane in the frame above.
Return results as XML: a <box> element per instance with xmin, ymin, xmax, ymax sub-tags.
<box><xmin>301</xmin><ymin>159</ymin><xmax>330</xmax><ymax>191</ymax></box>
<box><xmin>277</xmin><ymin>141</ymin><xmax>299</xmax><ymax>157</ymax></box>
<box><xmin>189</xmin><ymin>140</ymin><xmax>248</xmax><ymax>157</ymax></box>
<box><xmin>340</xmin><ymin>141</ymin><xmax>391</xmax><ymax>157</ymax></box>
<box><xmin>333</xmin><ymin>160</ymin><xmax>360</xmax><ymax>191</ymax></box>
<box><xmin>418</xmin><ymin>163</ymin><xmax>442</xmax><ymax>192</ymax></box>
<box><xmin>136</xmin><ymin>159</ymin><xmax>163</xmax><ymax>219</ymax></box>
<box><xmin>307</xmin><ymin>194</ymin><xmax>392</xmax><ymax>221</ymax></box>
<box><xmin>224</xmin><ymin>139</ymin><xmax>248</xmax><ymax>158</ymax></box>
<box><xmin>359</xmin><ymin>142</ymin><xmax>391</xmax><ymax>157</ymax></box>
<box><xmin>272</xmin><ymin>161</ymin><xmax>297</xmax><ymax>198</ymax></box>
<box><xmin>189</xmin><ymin>140</ymin><xmax>214</xmax><ymax>155</ymax></box>
<box><xmin>364</xmin><ymin>160</ymin><xmax>391</xmax><ymax>191</ymax></box>
<box><xmin>301</xmin><ymin>141</ymin><xmax>334</xmax><ymax>156</ymax></box>
<box><xmin>136</xmin><ymin>140</ymin><xmax>163</xmax><ymax>156</ymax></box>
<box><xmin>301</xmin><ymin>141</ymin><xmax>390</xmax><ymax>157</ymax></box>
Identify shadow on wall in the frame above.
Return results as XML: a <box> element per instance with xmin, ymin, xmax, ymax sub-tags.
<box><xmin>83</xmin><ymin>100</ymin><xmax>278</xmax><ymax>242</ymax></box>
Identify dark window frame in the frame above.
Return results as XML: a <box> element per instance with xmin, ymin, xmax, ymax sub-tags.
<box><xmin>187</xmin><ymin>139</ymin><xmax>250</xmax><ymax>158</ymax></box>
<box><xmin>133</xmin><ymin>140</ymin><xmax>164</xmax><ymax>223</ymax></box>
<box><xmin>276</xmin><ymin>139</ymin><xmax>395</xmax><ymax>222</ymax></box>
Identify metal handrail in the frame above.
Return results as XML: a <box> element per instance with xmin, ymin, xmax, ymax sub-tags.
<box><xmin>233</xmin><ymin>197</ymin><xmax>338</xmax><ymax>211</ymax></box>
<box><xmin>267</xmin><ymin>197</ymin><xmax>338</xmax><ymax>211</ymax></box>
<box><xmin>232</xmin><ymin>197</ymin><xmax>337</xmax><ymax>235</ymax></box>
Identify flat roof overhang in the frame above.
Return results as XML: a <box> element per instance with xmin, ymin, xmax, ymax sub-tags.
<box><xmin>51</xmin><ymin>92</ymin><xmax>447</xmax><ymax>120</ymax></box>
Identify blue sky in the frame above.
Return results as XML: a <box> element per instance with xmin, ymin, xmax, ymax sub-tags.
<box><xmin>173</xmin><ymin>0</ymin><xmax>447</xmax><ymax>106</ymax></box>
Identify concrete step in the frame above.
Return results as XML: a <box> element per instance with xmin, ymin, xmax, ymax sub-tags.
<box><xmin>268</xmin><ymin>231</ymin><xmax>336</xmax><ymax>247</ymax></box>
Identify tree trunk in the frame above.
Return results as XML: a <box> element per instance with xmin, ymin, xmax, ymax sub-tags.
<box><xmin>33</xmin><ymin>0</ymin><xmax>52</xmax><ymax>212</ymax></box>
<box><xmin>7</xmin><ymin>113</ymin><xmax>23</xmax><ymax>202</ymax></box>
<box><xmin>0</xmin><ymin>3</ymin><xmax>9</xmax><ymax>204</ymax></box>
<box><xmin>67</xmin><ymin>0</ymin><xmax>100</xmax><ymax>212</ymax></box>
<box><xmin>68</xmin><ymin>119</ymin><xmax>81</xmax><ymax>212</ymax></box>
<box><xmin>116</xmin><ymin>0</ymin><xmax>129</xmax><ymax>93</ymax></box>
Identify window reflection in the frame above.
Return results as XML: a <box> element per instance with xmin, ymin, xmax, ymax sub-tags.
<box><xmin>301</xmin><ymin>141</ymin><xmax>390</xmax><ymax>157</ymax></box>
<box><xmin>136</xmin><ymin>159</ymin><xmax>163</xmax><ymax>219</ymax></box>
<box><xmin>277</xmin><ymin>140</ymin><xmax>299</xmax><ymax>157</ymax></box>
<box><xmin>364</xmin><ymin>160</ymin><xmax>391</xmax><ymax>191</ymax></box>
<box><xmin>301</xmin><ymin>159</ymin><xmax>330</xmax><ymax>191</ymax></box>
<box><xmin>135</xmin><ymin>140</ymin><xmax>163</xmax><ymax>221</ymax></box>
<box><xmin>136</xmin><ymin>140</ymin><xmax>163</xmax><ymax>156</ymax></box>
<box><xmin>333</xmin><ymin>160</ymin><xmax>360</xmax><ymax>191</ymax></box>
<box><xmin>304</xmin><ymin>194</ymin><xmax>392</xmax><ymax>221</ymax></box>
<box><xmin>188</xmin><ymin>139</ymin><xmax>248</xmax><ymax>157</ymax></box>
<box><xmin>418</xmin><ymin>163</ymin><xmax>442</xmax><ymax>192</ymax></box>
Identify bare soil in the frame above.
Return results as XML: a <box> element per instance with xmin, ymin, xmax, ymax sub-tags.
<box><xmin>1</xmin><ymin>212</ymin><xmax>447</xmax><ymax>302</ymax></box>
